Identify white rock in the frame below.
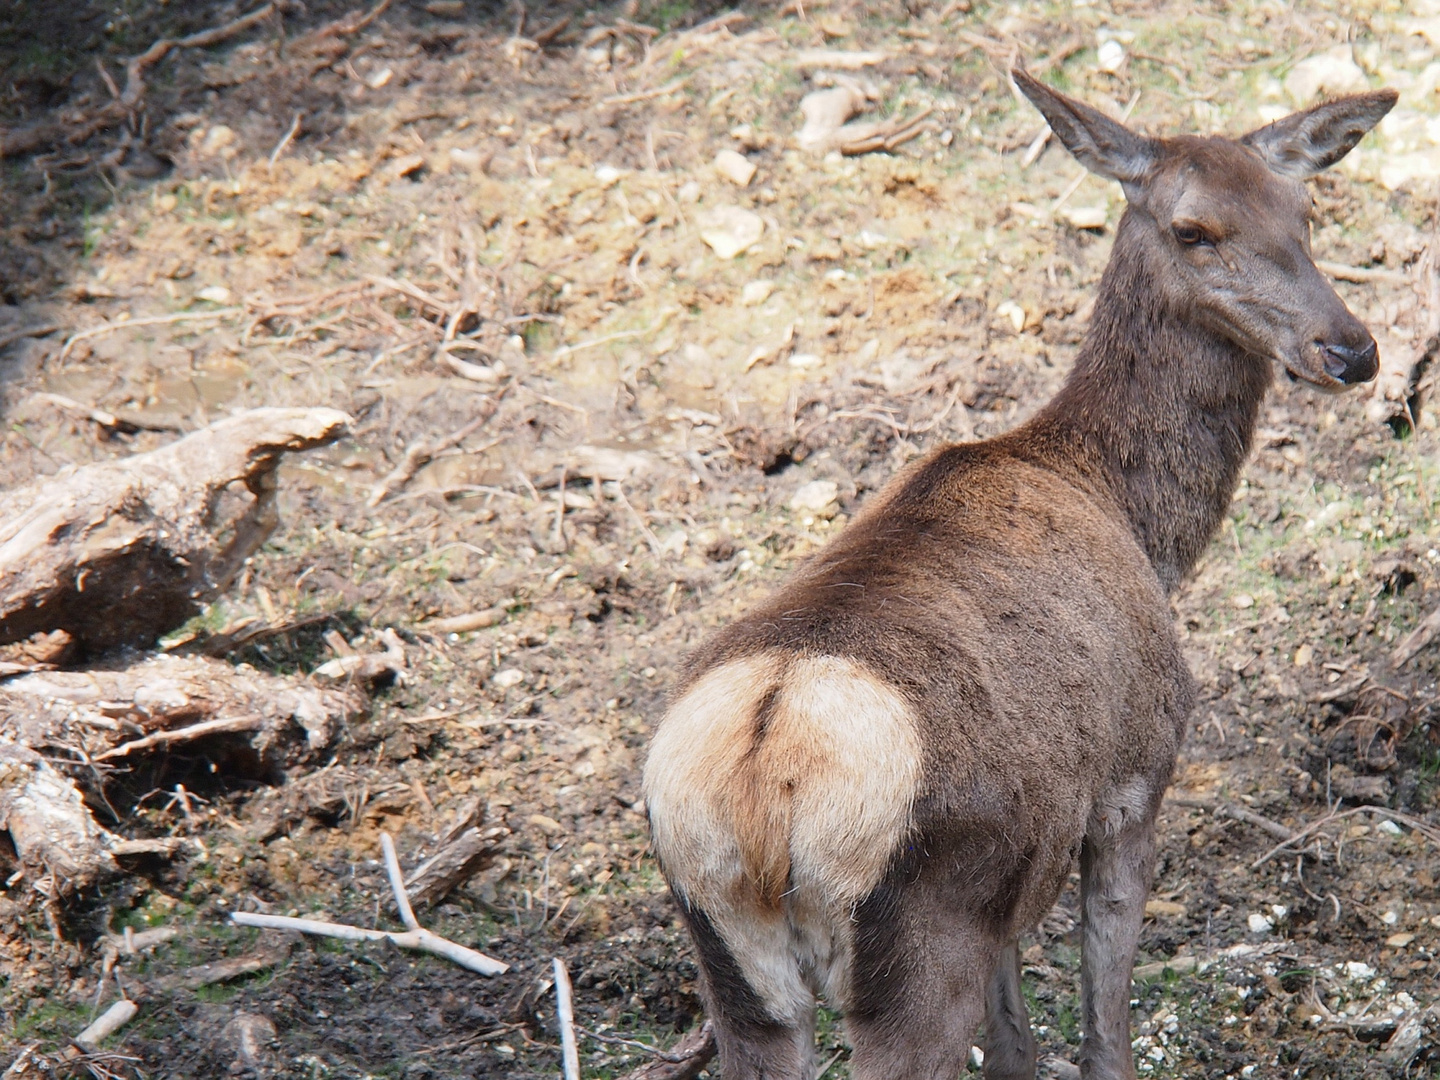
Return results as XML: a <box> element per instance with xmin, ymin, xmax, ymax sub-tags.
<box><xmin>196</xmin><ymin>285</ymin><xmax>232</xmax><ymax>304</ymax></box>
<box><xmin>659</xmin><ymin>529</ymin><xmax>688</xmax><ymax>557</ymax></box>
<box><xmin>1247</xmin><ymin>912</ymin><xmax>1274</xmax><ymax>934</ymax></box>
<box><xmin>788</xmin><ymin>352</ymin><xmax>822</xmax><ymax>369</ymax></box>
<box><xmin>365</xmin><ymin>66</ymin><xmax>394</xmax><ymax>89</ymax></box>
<box><xmin>1345</xmin><ymin>960</ymin><xmax>1376</xmax><ymax>981</ymax></box>
<box><xmin>1284</xmin><ymin>46</ymin><xmax>1368</xmax><ymax>104</ymax></box>
<box><xmin>1378</xmin><ymin>819</ymin><xmax>1404</xmax><ymax>835</ymax></box>
<box><xmin>790</xmin><ymin>479</ymin><xmax>839</xmax><ymax>513</ymax></box>
<box><xmin>200</xmin><ymin>125</ymin><xmax>236</xmax><ymax>155</ymax></box>
<box><xmin>740</xmin><ymin>280</ymin><xmax>775</xmax><ymax>306</ymax></box>
<box><xmin>969</xmin><ymin>1046</ymin><xmax>984</xmax><ymax>1069</ymax></box>
<box><xmin>698</xmin><ymin>205</ymin><xmax>765</xmax><ymax>259</ymax></box>
<box><xmin>677</xmin><ymin>180</ymin><xmax>702</xmax><ymax>204</ymax></box>
<box><xmin>714</xmin><ymin>149</ymin><xmax>757</xmax><ymax>186</ymax></box>
<box><xmin>595</xmin><ymin>164</ymin><xmax>623</xmax><ymax>187</ymax></box>
<box><xmin>1063</xmin><ymin>205</ymin><xmax>1108</xmax><ymax>230</ymax></box>
<box><xmin>1097</xmin><ymin>39</ymin><xmax>1126</xmax><ymax>73</ymax></box>
<box><xmin>995</xmin><ymin>300</ymin><xmax>1026</xmax><ymax>333</ymax></box>
<box><xmin>492</xmin><ymin>668</ymin><xmax>526</xmax><ymax>689</ymax></box>
<box><xmin>569</xmin><ymin>444</ymin><xmax>660</xmax><ymax>482</ymax></box>
<box><xmin>449</xmin><ymin>147</ymin><xmax>485</xmax><ymax>170</ymax></box>
<box><xmin>798</xmin><ymin>85</ymin><xmax>869</xmax><ymax>152</ymax></box>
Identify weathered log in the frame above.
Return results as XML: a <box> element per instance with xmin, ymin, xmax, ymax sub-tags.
<box><xmin>0</xmin><ymin>654</ymin><xmax>361</xmax><ymax>888</ymax></box>
<box><xmin>0</xmin><ymin>407</ymin><xmax>349</xmax><ymax>655</ymax></box>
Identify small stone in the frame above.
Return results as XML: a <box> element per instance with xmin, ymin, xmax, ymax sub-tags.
<box><xmin>1284</xmin><ymin>46</ymin><xmax>1368</xmax><ymax>104</ymax></box>
<box><xmin>1344</xmin><ymin>960</ymin><xmax>1376</xmax><ymax>981</ymax></box>
<box><xmin>1247</xmin><ymin>912</ymin><xmax>1273</xmax><ymax>934</ymax></box>
<box><xmin>1062</xmin><ymin>205</ymin><xmax>1108</xmax><ymax>230</ymax></box>
<box><xmin>1377</xmin><ymin>819</ymin><xmax>1403</xmax><ymax>836</ymax></box>
<box><xmin>1293</xmin><ymin>643</ymin><xmax>1314</xmax><ymax>667</ymax></box>
<box><xmin>677</xmin><ymin>180</ymin><xmax>701</xmax><ymax>204</ymax></box>
<box><xmin>995</xmin><ymin>300</ymin><xmax>1026</xmax><ymax>333</ymax></box>
<box><xmin>818</xmin><ymin>14</ymin><xmax>853</xmax><ymax>37</ymax></box>
<box><xmin>196</xmin><ymin>286</ymin><xmax>232</xmax><ymax>304</ymax></box>
<box><xmin>595</xmin><ymin>164</ymin><xmax>623</xmax><ymax>187</ymax></box>
<box><xmin>790</xmin><ymin>480</ymin><xmax>839</xmax><ymax>514</ymax></box>
<box><xmin>788</xmin><ymin>352</ymin><xmax>822</xmax><ymax>369</ymax></box>
<box><xmin>714</xmin><ymin>149</ymin><xmax>757</xmax><ymax>186</ymax></box>
<box><xmin>1145</xmin><ymin>899</ymin><xmax>1187</xmax><ymax>918</ymax></box>
<box><xmin>200</xmin><ymin>125</ymin><xmax>236</xmax><ymax>155</ymax></box>
<box><xmin>698</xmin><ymin>205</ymin><xmax>765</xmax><ymax>259</ymax></box>
<box><xmin>426</xmin><ymin>0</ymin><xmax>466</xmax><ymax>14</ymax></box>
<box><xmin>741</xmin><ymin>280</ymin><xmax>775</xmax><ymax>306</ymax></box>
<box><xmin>1382</xmin><ymin>910</ymin><xmax>1400</xmax><ymax>925</ymax></box>
<box><xmin>366</xmin><ymin>66</ymin><xmax>394</xmax><ymax>89</ymax></box>
<box><xmin>528</xmin><ymin>814</ymin><xmax>564</xmax><ymax>836</ymax></box>
<box><xmin>1231</xmin><ymin>593</ymin><xmax>1255</xmax><ymax>609</ymax></box>
<box><xmin>389</xmin><ymin>153</ymin><xmax>426</xmax><ymax>178</ymax></box>
<box><xmin>1097</xmin><ymin>39</ymin><xmax>1126</xmax><ymax>73</ymax></box>
<box><xmin>492</xmin><ymin>668</ymin><xmax>526</xmax><ymax>689</ymax></box>
<box><xmin>1387</xmin><ymin>932</ymin><xmax>1416</xmax><ymax>947</ymax></box>
<box><xmin>449</xmin><ymin>147</ymin><xmax>485</xmax><ymax>170</ymax></box>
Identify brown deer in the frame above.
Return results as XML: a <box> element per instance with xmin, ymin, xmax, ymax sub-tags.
<box><xmin>643</xmin><ymin>72</ymin><xmax>1396</xmax><ymax>1080</ymax></box>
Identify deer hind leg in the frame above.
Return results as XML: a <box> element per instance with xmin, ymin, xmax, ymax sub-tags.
<box><xmin>680</xmin><ymin>903</ymin><xmax>816</xmax><ymax>1080</ymax></box>
<box><xmin>1078</xmin><ymin>779</ymin><xmax>1160</xmax><ymax>1080</ymax></box>
<box><xmin>844</xmin><ymin>886</ymin><xmax>1000</xmax><ymax>1080</ymax></box>
<box><xmin>983</xmin><ymin>940</ymin><xmax>1038</xmax><ymax>1079</ymax></box>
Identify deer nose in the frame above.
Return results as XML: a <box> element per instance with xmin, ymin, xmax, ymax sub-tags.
<box><xmin>1320</xmin><ymin>339</ymin><xmax>1378</xmax><ymax>384</ymax></box>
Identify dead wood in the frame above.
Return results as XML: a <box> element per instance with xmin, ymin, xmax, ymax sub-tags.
<box><xmin>611</xmin><ymin>1021</ymin><xmax>716</xmax><ymax>1080</ymax></box>
<box><xmin>0</xmin><ymin>407</ymin><xmax>349</xmax><ymax>655</ymax></box>
<box><xmin>152</xmin><ymin>940</ymin><xmax>294</xmax><ymax>992</ymax></box>
<box><xmin>405</xmin><ymin>825</ymin><xmax>509</xmax><ymax>908</ymax></box>
<box><xmin>0</xmin><ymin>654</ymin><xmax>360</xmax><ymax>888</ymax></box>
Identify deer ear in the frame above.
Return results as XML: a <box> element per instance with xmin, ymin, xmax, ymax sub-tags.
<box><xmin>1012</xmin><ymin>69</ymin><xmax>1157</xmax><ymax>184</ymax></box>
<box><xmin>1240</xmin><ymin>90</ymin><xmax>1398</xmax><ymax>178</ymax></box>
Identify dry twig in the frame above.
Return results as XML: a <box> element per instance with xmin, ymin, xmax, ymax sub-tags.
<box><xmin>231</xmin><ymin>832</ymin><xmax>508</xmax><ymax>975</ymax></box>
<box><xmin>367</xmin><ymin>381</ymin><xmax>512</xmax><ymax>506</ymax></box>
<box><xmin>554</xmin><ymin>958</ymin><xmax>582</xmax><ymax>1080</ymax></box>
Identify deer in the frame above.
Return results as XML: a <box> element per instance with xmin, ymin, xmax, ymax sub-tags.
<box><xmin>643</xmin><ymin>71</ymin><xmax>1396</xmax><ymax>1080</ymax></box>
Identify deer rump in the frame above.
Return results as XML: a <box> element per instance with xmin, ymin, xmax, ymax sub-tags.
<box><xmin>644</xmin><ymin>446</ymin><xmax>1193</xmax><ymax>1024</ymax></box>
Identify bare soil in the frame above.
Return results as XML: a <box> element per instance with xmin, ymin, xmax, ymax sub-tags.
<box><xmin>1</xmin><ymin>0</ymin><xmax>1440</xmax><ymax>1078</ymax></box>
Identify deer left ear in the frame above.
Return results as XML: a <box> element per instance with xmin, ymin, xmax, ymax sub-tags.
<box><xmin>1241</xmin><ymin>89</ymin><xmax>1398</xmax><ymax>178</ymax></box>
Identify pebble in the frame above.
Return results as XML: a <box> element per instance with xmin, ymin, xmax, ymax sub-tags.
<box><xmin>698</xmin><ymin>205</ymin><xmax>764</xmax><ymax>259</ymax></box>
<box><xmin>714</xmin><ymin>149</ymin><xmax>757</xmax><ymax>187</ymax></box>
<box><xmin>741</xmin><ymin>280</ymin><xmax>774</xmax><ymax>306</ymax></box>
<box><xmin>528</xmin><ymin>813</ymin><xmax>565</xmax><ymax>836</ymax></box>
<box><xmin>196</xmin><ymin>285</ymin><xmax>232</xmax><ymax>304</ymax></box>
<box><xmin>1247</xmin><ymin>912</ymin><xmax>1274</xmax><ymax>934</ymax></box>
<box><xmin>492</xmin><ymin>668</ymin><xmax>526</xmax><ymax>689</ymax></box>
<box><xmin>791</xmin><ymin>480</ymin><xmax>839</xmax><ymax>514</ymax></box>
<box><xmin>1231</xmin><ymin>593</ymin><xmax>1255</xmax><ymax>609</ymax></box>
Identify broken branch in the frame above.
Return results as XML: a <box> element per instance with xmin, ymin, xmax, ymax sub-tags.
<box><xmin>554</xmin><ymin>958</ymin><xmax>582</xmax><ymax>1080</ymax></box>
<box><xmin>231</xmin><ymin>831</ymin><xmax>509</xmax><ymax>976</ymax></box>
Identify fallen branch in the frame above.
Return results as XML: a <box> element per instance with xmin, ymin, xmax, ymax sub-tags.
<box><xmin>367</xmin><ymin>382</ymin><xmax>512</xmax><ymax>506</ymax></box>
<box><xmin>304</xmin><ymin>0</ymin><xmax>394</xmax><ymax>41</ymax></box>
<box><xmin>72</xmin><ymin>1000</ymin><xmax>138</xmax><ymax>1052</ymax></box>
<box><xmin>1166</xmin><ymin>795</ymin><xmax>1296</xmax><ymax>842</ymax></box>
<box><xmin>60</xmin><ymin>307</ymin><xmax>243</xmax><ymax>361</ymax></box>
<box><xmin>551</xmin><ymin>309</ymin><xmax>676</xmax><ymax>362</ymax></box>
<box><xmin>31</xmin><ymin>392</ymin><xmax>184</xmax><ymax>434</ymax></box>
<box><xmin>1315</xmin><ymin>260</ymin><xmax>1411</xmax><ymax>286</ymax></box>
<box><xmin>231</xmin><ymin>832</ymin><xmax>508</xmax><ymax>976</ymax></box>
<box><xmin>1251</xmin><ymin>805</ymin><xmax>1440</xmax><ymax>868</ymax></box>
<box><xmin>423</xmin><ymin>604</ymin><xmax>510</xmax><ymax>635</ymax></box>
<box><xmin>554</xmin><ymin>958</ymin><xmax>581</xmax><ymax>1080</ymax></box>
<box><xmin>122</xmin><ymin>3</ymin><xmax>279</xmax><ymax>108</ymax></box>
<box><xmin>610</xmin><ymin>1021</ymin><xmax>717</xmax><ymax>1080</ymax></box>
<box><xmin>93</xmin><ymin>714</ymin><xmax>265</xmax><ymax>762</ymax></box>
<box><xmin>0</xmin><ymin>324</ymin><xmax>58</xmax><ymax>351</ymax></box>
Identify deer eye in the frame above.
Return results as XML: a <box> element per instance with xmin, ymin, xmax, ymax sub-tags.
<box><xmin>1173</xmin><ymin>223</ymin><xmax>1208</xmax><ymax>246</ymax></box>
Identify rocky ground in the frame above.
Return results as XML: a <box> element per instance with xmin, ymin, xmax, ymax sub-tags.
<box><xmin>1</xmin><ymin>0</ymin><xmax>1440</xmax><ymax>1077</ymax></box>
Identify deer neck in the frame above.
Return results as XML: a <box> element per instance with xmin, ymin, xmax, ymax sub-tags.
<box><xmin>1029</xmin><ymin>211</ymin><xmax>1274</xmax><ymax>592</ymax></box>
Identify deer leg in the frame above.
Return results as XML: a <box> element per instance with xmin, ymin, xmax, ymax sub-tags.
<box><xmin>846</xmin><ymin>904</ymin><xmax>998</xmax><ymax>1080</ymax></box>
<box><xmin>1077</xmin><ymin>788</ymin><xmax>1158</xmax><ymax>1080</ymax></box>
<box><xmin>680</xmin><ymin>903</ymin><xmax>816</xmax><ymax>1080</ymax></box>
<box><xmin>983</xmin><ymin>940</ymin><xmax>1038</xmax><ymax>1079</ymax></box>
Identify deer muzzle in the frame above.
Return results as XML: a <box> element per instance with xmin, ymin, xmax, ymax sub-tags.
<box><xmin>1319</xmin><ymin>339</ymin><xmax>1379</xmax><ymax>385</ymax></box>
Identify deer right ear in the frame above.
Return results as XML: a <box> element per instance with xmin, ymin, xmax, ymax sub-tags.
<box><xmin>1240</xmin><ymin>89</ymin><xmax>1398</xmax><ymax>178</ymax></box>
<box><xmin>1012</xmin><ymin>69</ymin><xmax>1157</xmax><ymax>184</ymax></box>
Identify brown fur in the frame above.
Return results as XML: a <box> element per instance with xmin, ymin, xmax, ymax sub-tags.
<box><xmin>644</xmin><ymin>74</ymin><xmax>1396</xmax><ymax>1080</ymax></box>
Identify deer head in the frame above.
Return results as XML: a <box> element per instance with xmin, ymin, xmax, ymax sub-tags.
<box><xmin>1014</xmin><ymin>70</ymin><xmax>1397</xmax><ymax>391</ymax></box>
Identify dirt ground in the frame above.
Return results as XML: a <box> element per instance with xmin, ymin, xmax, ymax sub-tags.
<box><xmin>2</xmin><ymin>0</ymin><xmax>1440</xmax><ymax>1076</ymax></box>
